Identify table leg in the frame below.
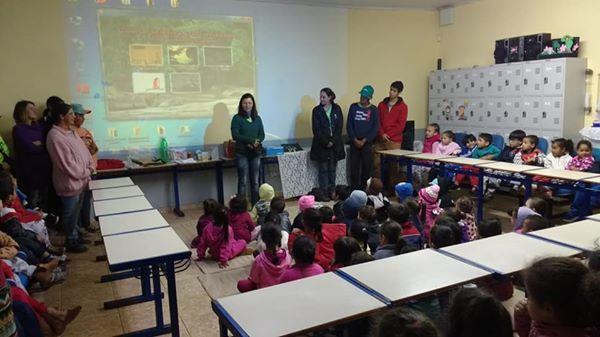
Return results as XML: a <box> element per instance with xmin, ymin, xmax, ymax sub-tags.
<box><xmin>580</xmin><ymin>183</ymin><xmax>592</xmax><ymax>218</ymax></box>
<box><xmin>172</xmin><ymin>167</ymin><xmax>185</xmax><ymax>217</ymax></box>
<box><xmin>152</xmin><ymin>264</ymin><xmax>165</xmax><ymax>329</ymax></box>
<box><xmin>406</xmin><ymin>159</ymin><xmax>413</xmax><ymax>184</ymax></box>
<box><xmin>380</xmin><ymin>154</ymin><xmax>387</xmax><ymax>187</ymax></box>
<box><xmin>165</xmin><ymin>261</ymin><xmax>180</xmax><ymax>337</ymax></box>
<box><xmin>477</xmin><ymin>169</ymin><xmax>484</xmax><ymax>223</ymax></box>
<box><xmin>524</xmin><ymin>175</ymin><xmax>533</xmax><ymax>203</ymax></box>
<box><xmin>216</xmin><ymin>161</ymin><xmax>224</xmax><ymax>204</ymax></box>
<box><xmin>219</xmin><ymin>320</ymin><xmax>228</xmax><ymax>337</ymax></box>
<box><xmin>103</xmin><ymin>267</ymin><xmax>159</xmax><ymax>310</ymax></box>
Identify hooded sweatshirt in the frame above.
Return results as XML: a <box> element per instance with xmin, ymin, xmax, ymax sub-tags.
<box><xmin>422</xmin><ymin>134</ymin><xmax>441</xmax><ymax>154</ymax></box>
<box><xmin>377</xmin><ymin>98</ymin><xmax>408</xmax><ymax>144</ymax></box>
<box><xmin>418</xmin><ymin>185</ymin><xmax>441</xmax><ymax>238</ymax></box>
<box><xmin>341</xmin><ymin>190</ymin><xmax>368</xmax><ymax>229</ymax></box>
<box><xmin>248</xmin><ymin>249</ymin><xmax>291</xmax><ymax>289</ymax></box>
<box><xmin>196</xmin><ymin>224</ymin><xmax>247</xmax><ymax>263</ymax></box>
<box><xmin>432</xmin><ymin>141</ymin><xmax>461</xmax><ymax>156</ymax></box>
<box><xmin>229</xmin><ymin>210</ymin><xmax>256</xmax><ymax>242</ymax></box>
<box><xmin>280</xmin><ymin>263</ymin><xmax>324</xmax><ymax>283</ymax></box>
<box><xmin>251</xmin><ymin>183</ymin><xmax>275</xmax><ymax>224</ymax></box>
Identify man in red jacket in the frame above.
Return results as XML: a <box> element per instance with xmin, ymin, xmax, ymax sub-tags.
<box><xmin>373</xmin><ymin>81</ymin><xmax>408</xmax><ymax>192</ymax></box>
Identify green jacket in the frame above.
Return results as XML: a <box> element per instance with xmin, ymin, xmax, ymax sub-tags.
<box><xmin>231</xmin><ymin>114</ymin><xmax>265</xmax><ymax>156</ymax></box>
<box><xmin>471</xmin><ymin>144</ymin><xmax>500</xmax><ymax>159</ymax></box>
<box><xmin>0</xmin><ymin>136</ymin><xmax>9</xmax><ymax>164</ymax></box>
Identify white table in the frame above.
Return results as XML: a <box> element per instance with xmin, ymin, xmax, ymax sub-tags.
<box><xmin>104</xmin><ymin>227</ymin><xmax>191</xmax><ymax>336</ymax></box>
<box><xmin>527</xmin><ymin>220</ymin><xmax>600</xmax><ymax>251</ymax></box>
<box><xmin>588</xmin><ymin>213</ymin><xmax>600</xmax><ymax>221</ymax></box>
<box><xmin>376</xmin><ymin>149</ymin><xmax>417</xmax><ymax>157</ymax></box>
<box><xmin>89</xmin><ymin>177</ymin><xmax>134</xmax><ymax>190</ymax></box>
<box><xmin>213</xmin><ymin>273</ymin><xmax>386</xmax><ymax>337</ymax></box>
<box><xmin>476</xmin><ymin>161</ymin><xmax>544</xmax><ymax>174</ymax></box>
<box><xmin>92</xmin><ymin>185</ymin><xmax>144</xmax><ymax>201</ymax></box>
<box><xmin>337</xmin><ymin>249</ymin><xmax>490</xmax><ymax>304</ymax></box>
<box><xmin>524</xmin><ymin>168</ymin><xmax>600</xmax><ymax>181</ymax></box>
<box><xmin>440</xmin><ymin>232</ymin><xmax>582</xmax><ymax>275</ymax></box>
<box><xmin>581</xmin><ymin>176</ymin><xmax>600</xmax><ymax>184</ymax></box>
<box><xmin>99</xmin><ymin>209</ymin><xmax>169</xmax><ymax>237</ymax></box>
<box><xmin>437</xmin><ymin>157</ymin><xmax>494</xmax><ymax>166</ymax></box>
<box><xmin>93</xmin><ymin>196</ymin><xmax>153</xmax><ymax>217</ymax></box>
<box><xmin>405</xmin><ymin>153</ymin><xmax>452</xmax><ymax>161</ymax></box>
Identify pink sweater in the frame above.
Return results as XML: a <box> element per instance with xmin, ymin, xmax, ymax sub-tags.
<box><xmin>196</xmin><ymin>224</ymin><xmax>246</xmax><ymax>263</ymax></box>
<box><xmin>46</xmin><ymin>125</ymin><xmax>93</xmax><ymax>197</ymax></box>
<box><xmin>229</xmin><ymin>211</ymin><xmax>256</xmax><ymax>242</ymax></box>
<box><xmin>280</xmin><ymin>263</ymin><xmax>324</xmax><ymax>283</ymax></box>
<box><xmin>249</xmin><ymin>249</ymin><xmax>291</xmax><ymax>288</ymax></box>
<box><xmin>432</xmin><ymin>141</ymin><xmax>461</xmax><ymax>156</ymax></box>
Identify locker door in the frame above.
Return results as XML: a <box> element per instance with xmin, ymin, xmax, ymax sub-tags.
<box><xmin>521</xmin><ymin>96</ymin><xmax>543</xmax><ymax>133</ymax></box>
<box><xmin>466</xmin><ymin>98</ymin><xmax>484</xmax><ymax>129</ymax></box>
<box><xmin>428</xmin><ymin>72</ymin><xmax>438</xmax><ymax>98</ymax></box>
<box><xmin>541</xmin><ymin>97</ymin><xmax>563</xmax><ymax>131</ymax></box>
<box><xmin>448</xmin><ymin>70</ymin><xmax>462</xmax><ymax>97</ymax></box>
<box><xmin>523</xmin><ymin>61</ymin><xmax>543</xmax><ymax>96</ymax></box>
<box><xmin>428</xmin><ymin>98</ymin><xmax>444</xmax><ymax>124</ymax></box>
<box><xmin>503</xmin><ymin>98</ymin><xmax>522</xmax><ymax>128</ymax></box>
<box><xmin>484</xmin><ymin>100</ymin><xmax>498</xmax><ymax>127</ymax></box>
<box><xmin>483</xmin><ymin>67</ymin><xmax>499</xmax><ymax>96</ymax></box>
<box><xmin>458</xmin><ymin>70</ymin><xmax>470</xmax><ymax>96</ymax></box>
<box><xmin>542</xmin><ymin>59</ymin><xmax>565</xmax><ymax>96</ymax></box>
<box><xmin>494</xmin><ymin>65</ymin><xmax>507</xmax><ymax>96</ymax></box>
<box><xmin>493</xmin><ymin>99</ymin><xmax>509</xmax><ymax>125</ymax></box>
<box><xmin>441</xmin><ymin>71</ymin><xmax>452</xmax><ymax>97</ymax></box>
<box><xmin>473</xmin><ymin>67</ymin><xmax>487</xmax><ymax>97</ymax></box>
<box><xmin>505</xmin><ymin>63</ymin><xmax>524</xmax><ymax>96</ymax></box>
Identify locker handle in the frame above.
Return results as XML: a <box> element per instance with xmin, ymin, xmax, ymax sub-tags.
<box><xmin>542</xmin><ymin>111</ymin><xmax>547</xmax><ymax>118</ymax></box>
<box><xmin>543</xmin><ymin>77</ymin><xmax>548</xmax><ymax>84</ymax></box>
<box><xmin>523</xmin><ymin>78</ymin><xmax>528</xmax><ymax>85</ymax></box>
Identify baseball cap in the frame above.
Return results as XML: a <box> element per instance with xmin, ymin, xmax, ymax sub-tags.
<box><xmin>358</xmin><ymin>85</ymin><xmax>374</xmax><ymax>99</ymax></box>
<box><xmin>71</xmin><ymin>103</ymin><xmax>91</xmax><ymax>115</ymax></box>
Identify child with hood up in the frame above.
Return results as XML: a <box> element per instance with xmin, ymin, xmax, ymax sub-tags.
<box><xmin>418</xmin><ymin>184</ymin><xmax>442</xmax><ymax>239</ymax></box>
<box><xmin>250</xmin><ymin>183</ymin><xmax>275</xmax><ymax>226</ymax></box>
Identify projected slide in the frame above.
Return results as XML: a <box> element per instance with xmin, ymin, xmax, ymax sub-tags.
<box><xmin>98</xmin><ymin>10</ymin><xmax>255</xmax><ymax>121</ymax></box>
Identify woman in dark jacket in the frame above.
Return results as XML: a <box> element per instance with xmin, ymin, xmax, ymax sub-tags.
<box><xmin>231</xmin><ymin>93</ymin><xmax>265</xmax><ymax>204</ymax></box>
<box><xmin>310</xmin><ymin>88</ymin><xmax>345</xmax><ymax>197</ymax></box>
<box><xmin>12</xmin><ymin>101</ymin><xmax>52</xmax><ymax>210</ymax></box>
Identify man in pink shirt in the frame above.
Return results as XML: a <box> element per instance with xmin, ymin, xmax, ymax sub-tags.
<box><xmin>46</xmin><ymin>103</ymin><xmax>94</xmax><ymax>253</ymax></box>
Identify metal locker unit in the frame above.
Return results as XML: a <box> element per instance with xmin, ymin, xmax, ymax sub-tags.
<box><xmin>428</xmin><ymin>58</ymin><xmax>586</xmax><ymax>141</ymax></box>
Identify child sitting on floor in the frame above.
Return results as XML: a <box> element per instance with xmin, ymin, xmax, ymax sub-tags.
<box><xmin>515</xmin><ymin>257</ymin><xmax>600</xmax><ymax>337</ymax></box>
<box><xmin>269</xmin><ymin>196</ymin><xmax>291</xmax><ymax>233</ymax></box>
<box><xmin>191</xmin><ymin>198</ymin><xmax>219</xmax><ymax>248</ymax></box>
<box><xmin>332</xmin><ymin>185</ymin><xmax>351</xmax><ymax>221</ymax></box>
<box><xmin>373</xmin><ymin>221</ymin><xmax>407</xmax><ymax>260</ymax></box>
<box><xmin>454</xmin><ymin>196</ymin><xmax>478</xmax><ymax>242</ymax></box>
<box><xmin>237</xmin><ymin>223</ymin><xmax>291</xmax><ymax>292</ymax></box>
<box><xmin>250</xmin><ymin>183</ymin><xmax>274</xmax><ymax>226</ymax></box>
<box><xmin>356</xmin><ymin>206</ymin><xmax>381</xmax><ymax>252</ymax></box>
<box><xmin>388</xmin><ymin>203</ymin><xmax>422</xmax><ymax>249</ymax></box>
<box><xmin>280</xmin><ymin>235</ymin><xmax>323</xmax><ymax>283</ymax></box>
<box><xmin>291</xmin><ymin>195</ymin><xmax>316</xmax><ymax>231</ymax></box>
<box><xmin>255</xmin><ymin>213</ymin><xmax>289</xmax><ymax>253</ymax></box>
<box><xmin>395</xmin><ymin>182</ymin><xmax>413</xmax><ymax>203</ymax></box>
<box><xmin>448</xmin><ymin>288</ymin><xmax>513</xmax><ymax>337</ymax></box>
<box><xmin>366</xmin><ymin>178</ymin><xmax>390</xmax><ymax>223</ymax></box>
<box><xmin>566</xmin><ymin>140</ymin><xmax>595</xmax><ymax>172</ymax></box>
<box><xmin>513</xmin><ymin>197</ymin><xmax>548</xmax><ymax>232</ymax></box>
<box><xmin>228</xmin><ymin>195</ymin><xmax>256</xmax><ymax>243</ymax></box>
<box><xmin>514</xmin><ymin>135</ymin><xmax>545</xmax><ymax>166</ymax></box>
<box><xmin>477</xmin><ymin>218</ymin><xmax>514</xmax><ymax>301</ymax></box>
<box><xmin>370</xmin><ymin>308</ymin><xmax>438</xmax><ymax>337</ymax></box>
<box><xmin>418</xmin><ymin>184</ymin><xmax>442</xmax><ymax>239</ymax></box>
<box><xmin>341</xmin><ymin>190</ymin><xmax>368</xmax><ymax>230</ymax></box>
<box><xmin>196</xmin><ymin>205</ymin><xmax>247</xmax><ymax>268</ymax></box>
<box><xmin>330</xmin><ymin>236</ymin><xmax>362</xmax><ymax>271</ymax></box>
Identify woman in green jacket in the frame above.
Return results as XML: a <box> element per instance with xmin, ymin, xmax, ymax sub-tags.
<box><xmin>231</xmin><ymin>93</ymin><xmax>265</xmax><ymax>204</ymax></box>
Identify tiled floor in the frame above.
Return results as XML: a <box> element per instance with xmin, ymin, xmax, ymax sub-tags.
<box><xmin>33</xmin><ymin>191</ymin><xmax>567</xmax><ymax>337</ymax></box>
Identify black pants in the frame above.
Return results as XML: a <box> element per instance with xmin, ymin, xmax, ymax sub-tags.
<box><xmin>349</xmin><ymin>142</ymin><xmax>373</xmax><ymax>190</ymax></box>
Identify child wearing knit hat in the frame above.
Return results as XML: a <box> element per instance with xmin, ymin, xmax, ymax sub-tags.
<box><xmin>291</xmin><ymin>195</ymin><xmax>317</xmax><ymax>231</ymax></box>
<box><xmin>395</xmin><ymin>182</ymin><xmax>414</xmax><ymax>202</ymax></box>
<box><xmin>250</xmin><ymin>183</ymin><xmax>275</xmax><ymax>226</ymax></box>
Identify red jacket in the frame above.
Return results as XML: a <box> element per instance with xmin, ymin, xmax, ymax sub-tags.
<box><xmin>288</xmin><ymin>222</ymin><xmax>347</xmax><ymax>270</ymax></box>
<box><xmin>377</xmin><ymin>98</ymin><xmax>408</xmax><ymax>145</ymax></box>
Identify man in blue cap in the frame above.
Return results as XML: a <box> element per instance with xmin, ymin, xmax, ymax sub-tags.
<box><xmin>347</xmin><ymin>85</ymin><xmax>380</xmax><ymax>190</ymax></box>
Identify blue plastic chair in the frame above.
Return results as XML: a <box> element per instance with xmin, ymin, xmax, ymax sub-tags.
<box><xmin>492</xmin><ymin>134</ymin><xmax>505</xmax><ymax>150</ymax></box>
<box><xmin>454</xmin><ymin>132</ymin><xmax>467</xmax><ymax>146</ymax></box>
<box><xmin>593</xmin><ymin>148</ymin><xmax>600</xmax><ymax>162</ymax></box>
<box><xmin>538</xmin><ymin>138</ymin><xmax>549</xmax><ymax>154</ymax></box>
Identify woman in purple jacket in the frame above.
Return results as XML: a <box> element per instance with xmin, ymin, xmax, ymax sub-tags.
<box><xmin>12</xmin><ymin>101</ymin><xmax>52</xmax><ymax>210</ymax></box>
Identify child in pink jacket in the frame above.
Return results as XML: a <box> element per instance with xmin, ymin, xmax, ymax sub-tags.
<box><xmin>280</xmin><ymin>235</ymin><xmax>323</xmax><ymax>283</ymax></box>
<box><xmin>418</xmin><ymin>184</ymin><xmax>441</xmax><ymax>240</ymax></box>
<box><xmin>237</xmin><ymin>224</ymin><xmax>291</xmax><ymax>292</ymax></box>
<box><xmin>432</xmin><ymin>130</ymin><xmax>461</xmax><ymax>156</ymax></box>
<box><xmin>196</xmin><ymin>205</ymin><xmax>246</xmax><ymax>268</ymax></box>
<box><xmin>191</xmin><ymin>198</ymin><xmax>219</xmax><ymax>248</ymax></box>
<box><xmin>228</xmin><ymin>195</ymin><xmax>256</xmax><ymax>243</ymax></box>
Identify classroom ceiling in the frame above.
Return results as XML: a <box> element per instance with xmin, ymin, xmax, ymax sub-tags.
<box><xmin>247</xmin><ymin>0</ymin><xmax>479</xmax><ymax>10</ymax></box>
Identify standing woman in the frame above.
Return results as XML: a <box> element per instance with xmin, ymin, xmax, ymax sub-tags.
<box><xmin>310</xmin><ymin>88</ymin><xmax>345</xmax><ymax>199</ymax></box>
<box><xmin>46</xmin><ymin>103</ymin><xmax>94</xmax><ymax>253</ymax></box>
<box><xmin>231</xmin><ymin>93</ymin><xmax>265</xmax><ymax>204</ymax></box>
<box><xmin>12</xmin><ymin>100</ymin><xmax>53</xmax><ymax>210</ymax></box>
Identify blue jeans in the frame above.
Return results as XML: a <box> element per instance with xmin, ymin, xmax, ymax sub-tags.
<box><xmin>236</xmin><ymin>154</ymin><xmax>260</xmax><ymax>204</ymax></box>
<box><xmin>569</xmin><ymin>185</ymin><xmax>600</xmax><ymax>218</ymax></box>
<box><xmin>61</xmin><ymin>192</ymin><xmax>84</xmax><ymax>242</ymax></box>
<box><xmin>317</xmin><ymin>158</ymin><xmax>337</xmax><ymax>195</ymax></box>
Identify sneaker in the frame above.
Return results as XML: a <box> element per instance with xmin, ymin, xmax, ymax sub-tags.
<box><xmin>562</xmin><ymin>212</ymin><xmax>581</xmax><ymax>223</ymax></box>
<box><xmin>78</xmin><ymin>238</ymin><xmax>92</xmax><ymax>245</ymax></box>
<box><xmin>65</xmin><ymin>242</ymin><xmax>88</xmax><ymax>253</ymax></box>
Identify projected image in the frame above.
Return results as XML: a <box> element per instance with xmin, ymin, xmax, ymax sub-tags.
<box><xmin>98</xmin><ymin>11</ymin><xmax>255</xmax><ymax>121</ymax></box>
<box><xmin>170</xmin><ymin>73</ymin><xmax>202</xmax><ymax>93</ymax></box>
<box><xmin>168</xmin><ymin>45</ymin><xmax>199</xmax><ymax>66</ymax></box>
<box><xmin>203</xmin><ymin>47</ymin><xmax>233</xmax><ymax>67</ymax></box>
<box><xmin>129</xmin><ymin>44</ymin><xmax>163</xmax><ymax>66</ymax></box>
<box><xmin>132</xmin><ymin>72</ymin><xmax>166</xmax><ymax>93</ymax></box>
